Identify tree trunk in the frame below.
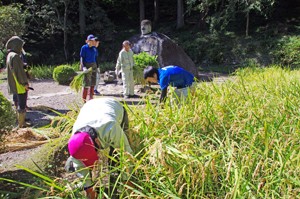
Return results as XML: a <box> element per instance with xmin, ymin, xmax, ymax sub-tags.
<box><xmin>177</xmin><ymin>0</ymin><xmax>184</xmax><ymax>29</ymax></box>
<box><xmin>154</xmin><ymin>0</ymin><xmax>159</xmax><ymax>24</ymax></box>
<box><xmin>63</xmin><ymin>0</ymin><xmax>69</xmax><ymax>61</ymax></box>
<box><xmin>197</xmin><ymin>11</ymin><xmax>207</xmax><ymax>31</ymax></box>
<box><xmin>78</xmin><ymin>0</ymin><xmax>85</xmax><ymax>35</ymax></box>
<box><xmin>139</xmin><ymin>0</ymin><xmax>145</xmax><ymax>22</ymax></box>
<box><xmin>246</xmin><ymin>10</ymin><xmax>249</xmax><ymax>37</ymax></box>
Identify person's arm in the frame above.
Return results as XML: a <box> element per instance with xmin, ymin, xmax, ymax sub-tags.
<box><xmin>115</xmin><ymin>52</ymin><xmax>122</xmax><ymax>77</ymax></box>
<box><xmin>160</xmin><ymin>88</ymin><xmax>167</xmax><ymax>103</ymax></box>
<box><xmin>65</xmin><ymin>156</ymin><xmax>95</xmax><ymax>198</ymax></box>
<box><xmin>109</xmin><ymin>123</ymin><xmax>133</xmax><ymax>154</ymax></box>
<box><xmin>80</xmin><ymin>57</ymin><xmax>86</xmax><ymax>71</ymax></box>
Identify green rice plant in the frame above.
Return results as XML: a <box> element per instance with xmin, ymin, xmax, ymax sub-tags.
<box><xmin>3</xmin><ymin>65</ymin><xmax>300</xmax><ymax>198</ymax></box>
<box><xmin>127</xmin><ymin>65</ymin><xmax>300</xmax><ymax>198</ymax></box>
<box><xmin>69</xmin><ymin>68</ymin><xmax>92</xmax><ymax>92</ymax></box>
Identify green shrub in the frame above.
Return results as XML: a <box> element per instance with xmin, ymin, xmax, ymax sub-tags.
<box><xmin>70</xmin><ymin>62</ymin><xmax>80</xmax><ymax>71</ymax></box>
<box><xmin>53</xmin><ymin>65</ymin><xmax>77</xmax><ymax>85</ymax></box>
<box><xmin>133</xmin><ymin>52</ymin><xmax>158</xmax><ymax>84</ymax></box>
<box><xmin>274</xmin><ymin>36</ymin><xmax>300</xmax><ymax>67</ymax></box>
<box><xmin>0</xmin><ymin>92</ymin><xmax>16</xmax><ymax>147</ymax></box>
<box><xmin>101</xmin><ymin>62</ymin><xmax>115</xmax><ymax>72</ymax></box>
<box><xmin>0</xmin><ymin>49</ymin><xmax>7</xmax><ymax>69</ymax></box>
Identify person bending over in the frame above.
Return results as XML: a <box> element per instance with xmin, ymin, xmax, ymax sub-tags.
<box><xmin>144</xmin><ymin>65</ymin><xmax>195</xmax><ymax>103</ymax></box>
<box><xmin>65</xmin><ymin>97</ymin><xmax>133</xmax><ymax>198</ymax></box>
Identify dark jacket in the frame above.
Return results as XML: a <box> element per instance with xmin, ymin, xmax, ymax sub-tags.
<box><xmin>5</xmin><ymin>36</ymin><xmax>28</xmax><ymax>94</ymax></box>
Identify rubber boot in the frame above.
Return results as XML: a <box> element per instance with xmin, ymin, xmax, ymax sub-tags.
<box><xmin>18</xmin><ymin>111</ymin><xmax>26</xmax><ymax>128</ymax></box>
<box><xmin>89</xmin><ymin>86</ymin><xmax>94</xmax><ymax>100</ymax></box>
<box><xmin>82</xmin><ymin>87</ymin><xmax>88</xmax><ymax>103</ymax></box>
<box><xmin>18</xmin><ymin>111</ymin><xmax>32</xmax><ymax>128</ymax></box>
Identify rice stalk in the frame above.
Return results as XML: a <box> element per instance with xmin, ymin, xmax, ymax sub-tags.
<box><xmin>69</xmin><ymin>68</ymin><xmax>92</xmax><ymax>92</ymax></box>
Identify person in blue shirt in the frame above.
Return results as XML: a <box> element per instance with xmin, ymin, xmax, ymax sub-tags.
<box><xmin>144</xmin><ymin>65</ymin><xmax>195</xmax><ymax>103</ymax></box>
<box><xmin>80</xmin><ymin>34</ymin><xmax>99</xmax><ymax>102</ymax></box>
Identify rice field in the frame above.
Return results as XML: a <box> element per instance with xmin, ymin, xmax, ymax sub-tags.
<box><xmin>126</xmin><ymin>66</ymin><xmax>300</xmax><ymax>198</ymax></box>
<box><xmin>1</xmin><ymin>66</ymin><xmax>300</xmax><ymax>198</ymax></box>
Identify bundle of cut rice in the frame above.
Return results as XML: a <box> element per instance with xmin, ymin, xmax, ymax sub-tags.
<box><xmin>70</xmin><ymin>68</ymin><xmax>92</xmax><ymax>92</ymax></box>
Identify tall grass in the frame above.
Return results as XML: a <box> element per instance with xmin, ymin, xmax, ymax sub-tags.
<box><xmin>30</xmin><ymin>64</ymin><xmax>55</xmax><ymax>79</ymax></box>
<box><xmin>2</xmin><ymin>66</ymin><xmax>300</xmax><ymax>198</ymax></box>
<box><xmin>127</xmin><ymin>65</ymin><xmax>300</xmax><ymax>198</ymax></box>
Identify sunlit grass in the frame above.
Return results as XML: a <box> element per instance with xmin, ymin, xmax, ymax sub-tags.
<box><xmin>1</xmin><ymin>65</ymin><xmax>300</xmax><ymax>198</ymax></box>
<box><xmin>127</xmin><ymin>65</ymin><xmax>300</xmax><ymax>198</ymax></box>
<box><xmin>30</xmin><ymin>64</ymin><xmax>55</xmax><ymax>79</ymax></box>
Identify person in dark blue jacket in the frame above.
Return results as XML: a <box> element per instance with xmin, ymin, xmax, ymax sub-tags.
<box><xmin>144</xmin><ymin>65</ymin><xmax>195</xmax><ymax>103</ymax></box>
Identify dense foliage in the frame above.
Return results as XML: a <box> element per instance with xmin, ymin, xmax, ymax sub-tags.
<box><xmin>52</xmin><ymin>65</ymin><xmax>76</xmax><ymax>85</ymax></box>
<box><xmin>0</xmin><ymin>4</ymin><xmax>26</xmax><ymax>46</ymax></box>
<box><xmin>0</xmin><ymin>92</ymin><xmax>16</xmax><ymax>147</ymax></box>
<box><xmin>274</xmin><ymin>35</ymin><xmax>300</xmax><ymax>67</ymax></box>
<box><xmin>0</xmin><ymin>0</ymin><xmax>299</xmax><ymax>68</ymax></box>
<box><xmin>133</xmin><ymin>52</ymin><xmax>158</xmax><ymax>83</ymax></box>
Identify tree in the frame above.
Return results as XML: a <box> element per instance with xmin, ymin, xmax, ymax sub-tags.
<box><xmin>78</xmin><ymin>0</ymin><xmax>85</xmax><ymax>35</ymax></box>
<box><xmin>177</xmin><ymin>0</ymin><xmax>184</xmax><ymax>29</ymax></box>
<box><xmin>48</xmin><ymin>0</ymin><xmax>72</xmax><ymax>61</ymax></box>
<box><xmin>139</xmin><ymin>0</ymin><xmax>145</xmax><ymax>22</ymax></box>
<box><xmin>0</xmin><ymin>4</ymin><xmax>26</xmax><ymax>48</ymax></box>
<box><xmin>154</xmin><ymin>0</ymin><xmax>159</xmax><ymax>24</ymax></box>
<box><xmin>238</xmin><ymin>0</ymin><xmax>275</xmax><ymax>36</ymax></box>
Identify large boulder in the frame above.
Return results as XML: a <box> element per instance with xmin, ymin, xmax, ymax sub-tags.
<box><xmin>129</xmin><ymin>32</ymin><xmax>198</xmax><ymax>77</ymax></box>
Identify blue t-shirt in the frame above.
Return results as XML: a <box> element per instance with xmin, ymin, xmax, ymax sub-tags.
<box><xmin>80</xmin><ymin>44</ymin><xmax>98</xmax><ymax>63</ymax></box>
<box><xmin>158</xmin><ymin>66</ymin><xmax>194</xmax><ymax>90</ymax></box>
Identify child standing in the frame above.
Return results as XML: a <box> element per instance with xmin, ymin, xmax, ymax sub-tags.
<box><xmin>80</xmin><ymin>34</ymin><xmax>98</xmax><ymax>102</ymax></box>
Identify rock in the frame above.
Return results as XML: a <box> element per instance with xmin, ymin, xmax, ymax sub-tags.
<box><xmin>103</xmin><ymin>70</ymin><xmax>116</xmax><ymax>83</ymax></box>
<box><xmin>129</xmin><ymin>32</ymin><xmax>199</xmax><ymax>78</ymax></box>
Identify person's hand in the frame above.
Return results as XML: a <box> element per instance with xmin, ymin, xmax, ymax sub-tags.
<box><xmin>82</xmin><ymin>67</ymin><xmax>92</xmax><ymax>74</ymax></box>
<box><xmin>86</xmin><ymin>187</ymin><xmax>97</xmax><ymax>199</ymax></box>
<box><xmin>25</xmin><ymin>84</ymin><xmax>29</xmax><ymax>91</ymax></box>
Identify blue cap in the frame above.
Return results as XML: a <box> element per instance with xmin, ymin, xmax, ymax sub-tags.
<box><xmin>87</xmin><ymin>34</ymin><xmax>98</xmax><ymax>41</ymax></box>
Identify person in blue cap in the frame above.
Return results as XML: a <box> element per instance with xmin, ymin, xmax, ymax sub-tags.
<box><xmin>80</xmin><ymin>34</ymin><xmax>99</xmax><ymax>102</ymax></box>
<box><xmin>144</xmin><ymin>65</ymin><xmax>196</xmax><ymax>103</ymax></box>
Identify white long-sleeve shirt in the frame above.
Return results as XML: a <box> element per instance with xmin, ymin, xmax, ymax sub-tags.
<box><xmin>66</xmin><ymin>97</ymin><xmax>133</xmax><ymax>188</ymax></box>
